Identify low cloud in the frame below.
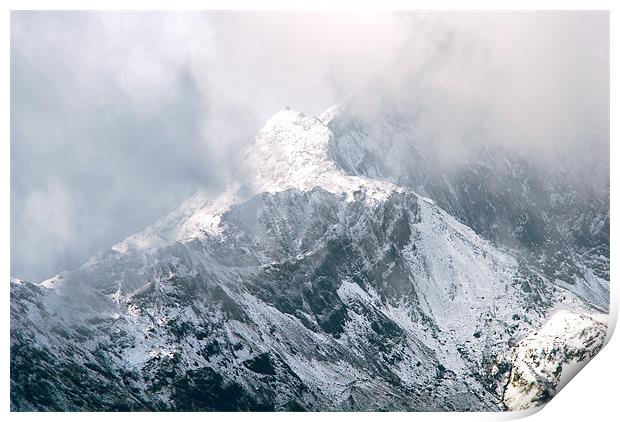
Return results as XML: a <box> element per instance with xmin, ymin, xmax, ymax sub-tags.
<box><xmin>11</xmin><ymin>11</ymin><xmax>609</xmax><ymax>281</ymax></box>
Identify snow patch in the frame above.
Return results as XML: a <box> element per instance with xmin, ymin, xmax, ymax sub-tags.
<box><xmin>502</xmin><ymin>310</ymin><xmax>607</xmax><ymax>411</ymax></box>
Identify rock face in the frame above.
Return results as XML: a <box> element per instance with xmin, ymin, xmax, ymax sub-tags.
<box><xmin>10</xmin><ymin>101</ymin><xmax>609</xmax><ymax>411</ymax></box>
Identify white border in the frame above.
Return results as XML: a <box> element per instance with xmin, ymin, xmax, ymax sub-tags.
<box><xmin>2</xmin><ymin>2</ymin><xmax>617</xmax><ymax>421</ymax></box>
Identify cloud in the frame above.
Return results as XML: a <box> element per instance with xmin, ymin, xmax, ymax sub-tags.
<box><xmin>10</xmin><ymin>11</ymin><xmax>609</xmax><ymax>281</ymax></box>
<box><xmin>357</xmin><ymin>12</ymin><xmax>608</xmax><ymax>152</ymax></box>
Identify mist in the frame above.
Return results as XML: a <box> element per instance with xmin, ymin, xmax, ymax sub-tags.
<box><xmin>10</xmin><ymin>11</ymin><xmax>609</xmax><ymax>282</ymax></box>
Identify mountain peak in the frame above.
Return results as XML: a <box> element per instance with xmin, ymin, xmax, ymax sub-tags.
<box><xmin>244</xmin><ymin>105</ymin><xmax>399</xmax><ymax>202</ymax></box>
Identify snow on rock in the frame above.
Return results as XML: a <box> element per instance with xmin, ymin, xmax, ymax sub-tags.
<box><xmin>10</xmin><ymin>103</ymin><xmax>610</xmax><ymax>411</ymax></box>
<box><xmin>502</xmin><ymin>310</ymin><xmax>607</xmax><ymax>411</ymax></box>
<box><xmin>243</xmin><ymin>107</ymin><xmax>400</xmax><ymax>201</ymax></box>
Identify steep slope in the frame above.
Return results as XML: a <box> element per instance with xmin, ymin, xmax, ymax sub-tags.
<box><xmin>11</xmin><ymin>106</ymin><xmax>608</xmax><ymax>411</ymax></box>
<box><xmin>327</xmin><ymin>100</ymin><xmax>609</xmax><ymax>311</ymax></box>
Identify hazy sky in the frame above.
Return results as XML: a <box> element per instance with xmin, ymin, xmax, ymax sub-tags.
<box><xmin>11</xmin><ymin>11</ymin><xmax>609</xmax><ymax>281</ymax></box>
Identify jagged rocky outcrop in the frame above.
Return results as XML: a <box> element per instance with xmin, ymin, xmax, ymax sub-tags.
<box><xmin>11</xmin><ymin>103</ymin><xmax>609</xmax><ymax>411</ymax></box>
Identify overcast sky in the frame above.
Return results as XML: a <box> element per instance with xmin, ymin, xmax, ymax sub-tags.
<box><xmin>11</xmin><ymin>11</ymin><xmax>609</xmax><ymax>281</ymax></box>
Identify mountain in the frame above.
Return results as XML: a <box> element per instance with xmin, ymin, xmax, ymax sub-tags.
<box><xmin>10</xmin><ymin>103</ymin><xmax>609</xmax><ymax>411</ymax></box>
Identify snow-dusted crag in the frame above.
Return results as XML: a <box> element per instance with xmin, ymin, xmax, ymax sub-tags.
<box><xmin>11</xmin><ymin>102</ymin><xmax>609</xmax><ymax>411</ymax></box>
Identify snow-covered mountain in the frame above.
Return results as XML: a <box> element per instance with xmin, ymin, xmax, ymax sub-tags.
<box><xmin>10</xmin><ymin>101</ymin><xmax>609</xmax><ymax>411</ymax></box>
